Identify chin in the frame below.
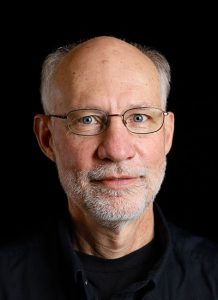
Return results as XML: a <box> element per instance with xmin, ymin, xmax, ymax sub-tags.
<box><xmin>84</xmin><ymin>193</ymin><xmax>153</xmax><ymax>231</ymax></box>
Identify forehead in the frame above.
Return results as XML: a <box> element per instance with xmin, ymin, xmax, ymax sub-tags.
<box><xmin>51</xmin><ymin>38</ymin><xmax>161</xmax><ymax>112</ymax></box>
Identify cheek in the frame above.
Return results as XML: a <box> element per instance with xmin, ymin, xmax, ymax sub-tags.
<box><xmin>54</xmin><ymin>135</ymin><xmax>98</xmax><ymax>171</ymax></box>
<box><xmin>136</xmin><ymin>134</ymin><xmax>165</xmax><ymax>165</ymax></box>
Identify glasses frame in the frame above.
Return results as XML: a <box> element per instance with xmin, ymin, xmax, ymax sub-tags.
<box><xmin>47</xmin><ymin>107</ymin><xmax>168</xmax><ymax>136</ymax></box>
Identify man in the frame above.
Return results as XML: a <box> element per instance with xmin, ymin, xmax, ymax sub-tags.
<box><xmin>0</xmin><ymin>36</ymin><xmax>217</xmax><ymax>299</ymax></box>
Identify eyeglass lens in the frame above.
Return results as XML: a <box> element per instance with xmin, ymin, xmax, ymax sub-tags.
<box><xmin>66</xmin><ymin>108</ymin><xmax>166</xmax><ymax>136</ymax></box>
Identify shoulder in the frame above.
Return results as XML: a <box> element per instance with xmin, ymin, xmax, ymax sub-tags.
<box><xmin>169</xmin><ymin>222</ymin><xmax>218</xmax><ymax>273</ymax></box>
<box><xmin>0</xmin><ymin>219</ymin><xmax>59</xmax><ymax>279</ymax></box>
<box><xmin>0</xmin><ymin>232</ymin><xmax>46</xmax><ymax>274</ymax></box>
<box><xmin>0</xmin><ymin>236</ymin><xmax>39</xmax><ymax>295</ymax></box>
<box><xmin>169</xmin><ymin>222</ymin><xmax>218</xmax><ymax>254</ymax></box>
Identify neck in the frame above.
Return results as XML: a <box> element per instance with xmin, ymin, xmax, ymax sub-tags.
<box><xmin>68</xmin><ymin>203</ymin><xmax>154</xmax><ymax>259</ymax></box>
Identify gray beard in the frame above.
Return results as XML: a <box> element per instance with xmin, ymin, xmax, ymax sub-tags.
<box><xmin>57</xmin><ymin>161</ymin><xmax>166</xmax><ymax>230</ymax></box>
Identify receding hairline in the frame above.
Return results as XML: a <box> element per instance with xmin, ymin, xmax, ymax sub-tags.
<box><xmin>40</xmin><ymin>36</ymin><xmax>171</xmax><ymax>113</ymax></box>
<box><xmin>51</xmin><ymin>36</ymin><xmax>155</xmax><ymax>71</ymax></box>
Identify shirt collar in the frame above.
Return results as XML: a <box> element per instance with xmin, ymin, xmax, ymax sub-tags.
<box><xmin>146</xmin><ymin>203</ymin><xmax>172</xmax><ymax>285</ymax></box>
<box><xmin>57</xmin><ymin>203</ymin><xmax>172</xmax><ymax>286</ymax></box>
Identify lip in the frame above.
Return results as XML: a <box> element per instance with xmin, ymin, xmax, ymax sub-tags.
<box><xmin>93</xmin><ymin>176</ymin><xmax>139</xmax><ymax>189</ymax></box>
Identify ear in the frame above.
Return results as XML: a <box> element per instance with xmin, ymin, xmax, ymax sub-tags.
<box><xmin>33</xmin><ymin>114</ymin><xmax>56</xmax><ymax>162</ymax></box>
<box><xmin>164</xmin><ymin>111</ymin><xmax>175</xmax><ymax>155</ymax></box>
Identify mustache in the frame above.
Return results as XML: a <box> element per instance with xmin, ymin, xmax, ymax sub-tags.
<box><xmin>85</xmin><ymin>164</ymin><xmax>147</xmax><ymax>181</ymax></box>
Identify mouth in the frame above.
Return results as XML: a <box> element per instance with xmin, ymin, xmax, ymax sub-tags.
<box><xmin>92</xmin><ymin>176</ymin><xmax>142</xmax><ymax>189</ymax></box>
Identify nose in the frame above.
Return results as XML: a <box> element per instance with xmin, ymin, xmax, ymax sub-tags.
<box><xmin>97</xmin><ymin>118</ymin><xmax>136</xmax><ymax>162</ymax></box>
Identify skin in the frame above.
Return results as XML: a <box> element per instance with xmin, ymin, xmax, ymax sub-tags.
<box><xmin>34</xmin><ymin>36</ymin><xmax>174</xmax><ymax>259</ymax></box>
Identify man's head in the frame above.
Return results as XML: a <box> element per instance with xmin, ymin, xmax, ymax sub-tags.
<box><xmin>34</xmin><ymin>36</ymin><xmax>174</xmax><ymax>229</ymax></box>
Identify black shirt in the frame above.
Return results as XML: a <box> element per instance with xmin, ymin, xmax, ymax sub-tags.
<box><xmin>77</xmin><ymin>237</ymin><xmax>159</xmax><ymax>299</ymax></box>
<box><xmin>0</xmin><ymin>204</ymin><xmax>218</xmax><ymax>299</ymax></box>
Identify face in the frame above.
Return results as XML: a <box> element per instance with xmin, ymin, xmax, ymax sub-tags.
<box><xmin>35</xmin><ymin>37</ymin><xmax>174</xmax><ymax>228</ymax></box>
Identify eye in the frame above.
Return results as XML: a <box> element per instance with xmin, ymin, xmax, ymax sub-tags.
<box><xmin>132</xmin><ymin>114</ymin><xmax>148</xmax><ymax>122</ymax></box>
<box><xmin>81</xmin><ymin>115</ymin><xmax>97</xmax><ymax>124</ymax></box>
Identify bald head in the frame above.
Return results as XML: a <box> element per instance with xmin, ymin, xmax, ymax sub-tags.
<box><xmin>41</xmin><ymin>36</ymin><xmax>171</xmax><ymax>113</ymax></box>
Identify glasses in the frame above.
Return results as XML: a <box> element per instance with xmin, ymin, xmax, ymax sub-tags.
<box><xmin>47</xmin><ymin>107</ymin><xmax>168</xmax><ymax>136</ymax></box>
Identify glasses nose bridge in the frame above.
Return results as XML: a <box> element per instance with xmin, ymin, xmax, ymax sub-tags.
<box><xmin>107</xmin><ymin>113</ymin><xmax>126</xmax><ymax>126</ymax></box>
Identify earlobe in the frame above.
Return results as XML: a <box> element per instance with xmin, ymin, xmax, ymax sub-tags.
<box><xmin>164</xmin><ymin>112</ymin><xmax>175</xmax><ymax>155</ymax></box>
<box><xmin>33</xmin><ymin>114</ymin><xmax>56</xmax><ymax>162</ymax></box>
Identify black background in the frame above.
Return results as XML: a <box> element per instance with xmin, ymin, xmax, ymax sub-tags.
<box><xmin>1</xmin><ymin>9</ymin><xmax>217</xmax><ymax>244</ymax></box>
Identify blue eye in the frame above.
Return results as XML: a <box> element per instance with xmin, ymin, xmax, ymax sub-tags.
<box><xmin>133</xmin><ymin>114</ymin><xmax>144</xmax><ymax>122</ymax></box>
<box><xmin>82</xmin><ymin>116</ymin><xmax>94</xmax><ymax>124</ymax></box>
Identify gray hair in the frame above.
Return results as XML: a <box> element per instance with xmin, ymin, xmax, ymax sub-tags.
<box><xmin>131</xmin><ymin>42</ymin><xmax>171</xmax><ymax>109</ymax></box>
<box><xmin>41</xmin><ymin>46</ymin><xmax>73</xmax><ymax>113</ymax></box>
<box><xmin>40</xmin><ymin>38</ymin><xmax>171</xmax><ymax>113</ymax></box>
